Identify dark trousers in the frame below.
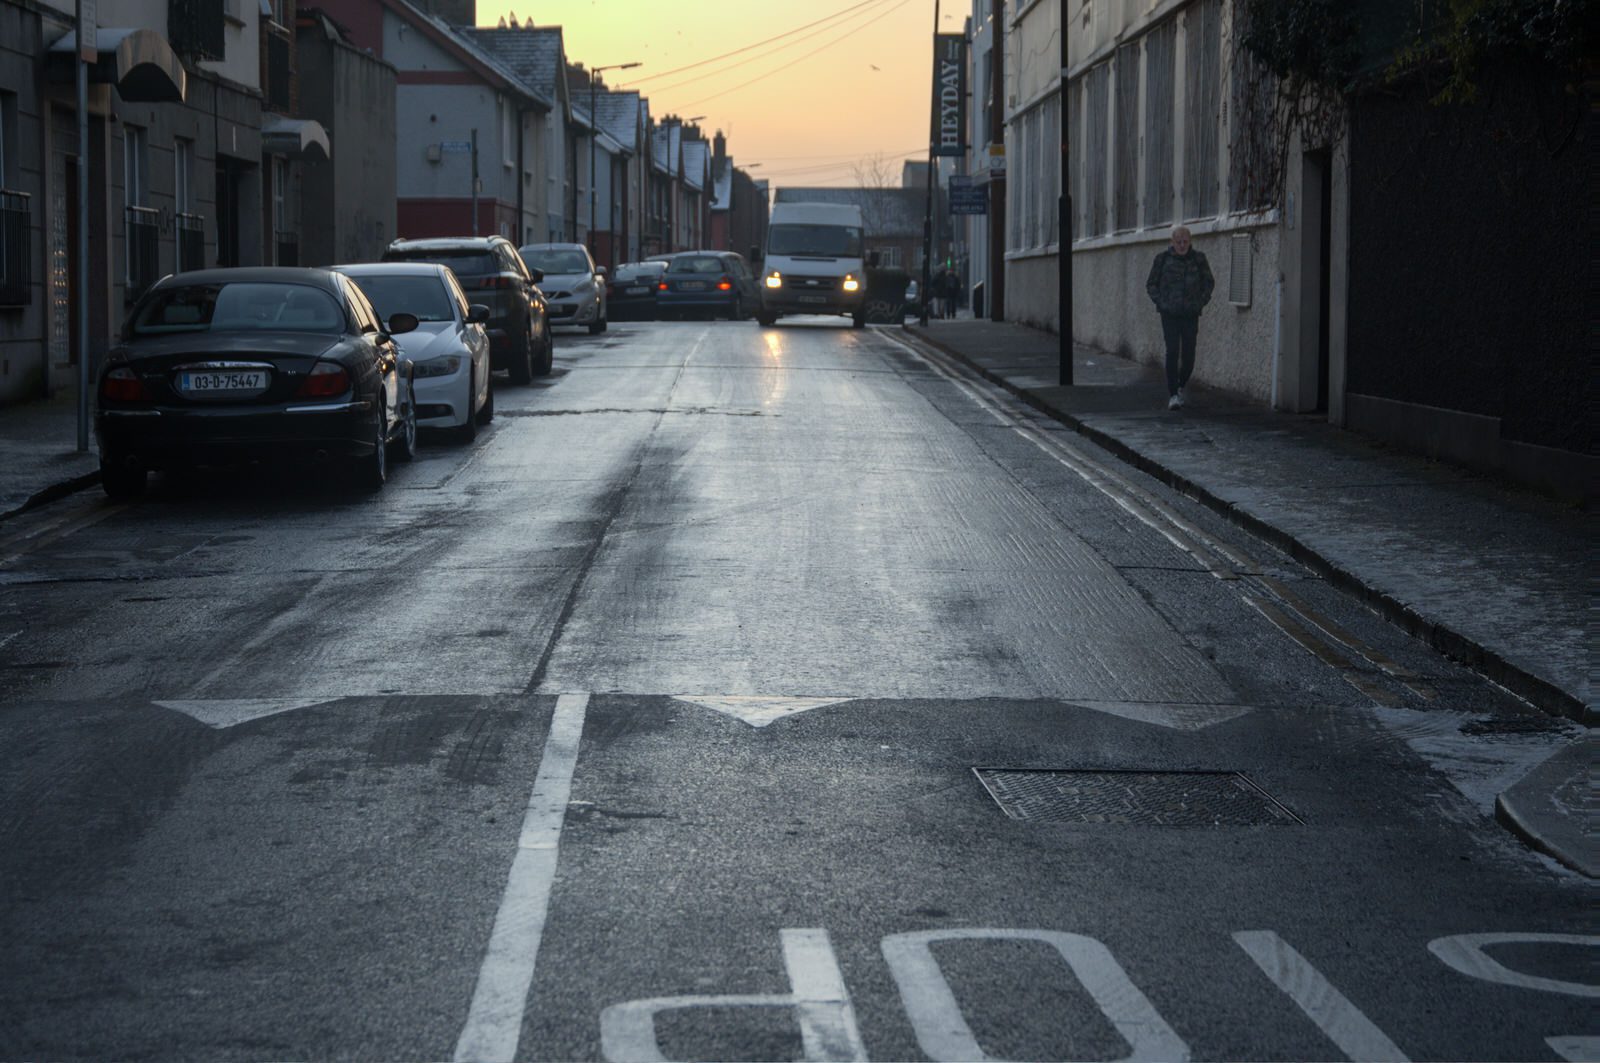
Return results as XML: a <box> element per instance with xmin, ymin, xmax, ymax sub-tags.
<box><xmin>1160</xmin><ymin>312</ymin><xmax>1198</xmax><ymax>396</ymax></box>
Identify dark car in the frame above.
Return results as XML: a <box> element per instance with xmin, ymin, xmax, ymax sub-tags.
<box><xmin>655</xmin><ymin>252</ymin><xmax>761</xmax><ymax>321</ymax></box>
<box><xmin>95</xmin><ymin>267</ymin><xmax>420</xmax><ymax>498</ymax></box>
<box><xmin>606</xmin><ymin>261</ymin><xmax>668</xmax><ymax>321</ymax></box>
<box><xmin>382</xmin><ymin>235</ymin><xmax>553</xmax><ymax>383</ymax></box>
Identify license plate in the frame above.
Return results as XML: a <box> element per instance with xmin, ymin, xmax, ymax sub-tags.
<box><xmin>796</xmin><ymin>294</ymin><xmax>827</xmax><ymax>304</ymax></box>
<box><xmin>679</xmin><ymin>281</ymin><xmax>706</xmax><ymax>291</ymax></box>
<box><xmin>626</xmin><ymin>286</ymin><xmax>648</xmax><ymax>295</ymax></box>
<box><xmin>180</xmin><ymin>370</ymin><xmax>268</xmax><ymax>393</ymax></box>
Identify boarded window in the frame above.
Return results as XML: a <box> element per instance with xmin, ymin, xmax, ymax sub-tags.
<box><xmin>1183</xmin><ymin>0</ymin><xmax>1221</xmax><ymax>220</ymax></box>
<box><xmin>1143</xmin><ymin>19</ymin><xmax>1176</xmax><ymax>226</ymax></box>
<box><xmin>1113</xmin><ymin>42</ymin><xmax>1140</xmax><ymax>231</ymax></box>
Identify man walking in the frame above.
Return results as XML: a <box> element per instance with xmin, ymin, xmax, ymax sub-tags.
<box><xmin>1145</xmin><ymin>225</ymin><xmax>1215</xmax><ymax>409</ymax></box>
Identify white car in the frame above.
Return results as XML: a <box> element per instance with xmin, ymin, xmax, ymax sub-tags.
<box><xmin>519</xmin><ymin>242</ymin><xmax>608</xmax><ymax>334</ymax></box>
<box><xmin>333</xmin><ymin>262</ymin><xmax>494</xmax><ymax>442</ymax></box>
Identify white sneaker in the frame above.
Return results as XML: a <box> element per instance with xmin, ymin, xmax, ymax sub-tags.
<box><xmin>1167</xmin><ymin>394</ymin><xmax>1181</xmax><ymax>410</ymax></box>
<box><xmin>1178</xmin><ymin>386</ymin><xmax>1187</xmax><ymax>405</ymax></box>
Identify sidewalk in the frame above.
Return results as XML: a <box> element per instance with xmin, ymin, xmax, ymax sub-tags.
<box><xmin>906</xmin><ymin>317</ymin><xmax>1592</xmax><ymax>876</ymax></box>
<box><xmin>0</xmin><ymin>388</ymin><xmax>100</xmax><ymax>521</ymax></box>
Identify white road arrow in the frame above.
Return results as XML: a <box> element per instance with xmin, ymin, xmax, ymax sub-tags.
<box><xmin>674</xmin><ymin>695</ymin><xmax>855</xmax><ymax>728</ymax></box>
<box><xmin>1071</xmin><ymin>700</ymin><xmax>1255</xmax><ymax>731</ymax></box>
<box><xmin>154</xmin><ymin>697</ymin><xmax>339</xmax><ymax>729</ymax></box>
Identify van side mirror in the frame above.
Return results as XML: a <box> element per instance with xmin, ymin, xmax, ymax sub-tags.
<box><xmin>750</xmin><ymin>245</ymin><xmax>762</xmax><ymax>264</ymax></box>
<box><xmin>868</xmin><ymin>251</ymin><xmax>881</xmax><ymax>269</ymax></box>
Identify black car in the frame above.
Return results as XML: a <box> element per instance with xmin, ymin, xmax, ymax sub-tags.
<box><xmin>96</xmin><ymin>267</ymin><xmax>421</xmax><ymax>498</ymax></box>
<box><xmin>606</xmin><ymin>261</ymin><xmax>668</xmax><ymax>321</ymax></box>
<box><xmin>655</xmin><ymin>251</ymin><xmax>762</xmax><ymax>321</ymax></box>
<box><xmin>382</xmin><ymin>236</ymin><xmax>553</xmax><ymax>383</ymax></box>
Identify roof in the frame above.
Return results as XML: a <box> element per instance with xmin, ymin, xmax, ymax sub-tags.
<box><xmin>386</xmin><ymin>235</ymin><xmax>511</xmax><ymax>251</ymax></box>
<box><xmin>328</xmin><ymin>261</ymin><xmax>451</xmax><ymax>277</ymax></box>
<box><xmin>711</xmin><ymin>158</ymin><xmax>733</xmax><ymax>211</ymax></box>
<box><xmin>163</xmin><ymin>266</ymin><xmax>342</xmax><ymax>289</ymax></box>
<box><xmin>594</xmin><ymin>92</ymin><xmax>642</xmax><ymax>153</ymax></box>
<box><xmin>682</xmin><ymin>139</ymin><xmax>708</xmax><ymax>192</ymax></box>
<box><xmin>462</xmin><ymin>26</ymin><xmax>565</xmax><ymax>110</ymax></box>
<box><xmin>773</xmin><ymin>186</ymin><xmax>925</xmax><ymax>236</ymax></box>
<box><xmin>359</xmin><ymin>0</ymin><xmax>548</xmax><ymax>109</ymax></box>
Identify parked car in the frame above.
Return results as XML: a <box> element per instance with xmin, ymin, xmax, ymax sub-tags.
<box><xmin>519</xmin><ymin>242</ymin><xmax>607</xmax><ymax>334</ymax></box>
<box><xmin>95</xmin><ymin>267</ymin><xmax>419</xmax><ymax>498</ymax></box>
<box><xmin>655</xmin><ymin>251</ymin><xmax>761</xmax><ymax>321</ymax></box>
<box><xmin>382</xmin><ymin>236</ymin><xmax>552</xmax><ymax>383</ymax></box>
<box><xmin>607</xmin><ymin>261</ymin><xmax>668</xmax><ymax>321</ymax></box>
<box><xmin>333</xmin><ymin>262</ymin><xmax>494</xmax><ymax>443</ymax></box>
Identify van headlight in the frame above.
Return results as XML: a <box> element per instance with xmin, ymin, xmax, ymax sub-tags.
<box><xmin>764</xmin><ymin>271</ymin><xmax>783</xmax><ymax>289</ymax></box>
<box><xmin>842</xmin><ymin>274</ymin><xmax>860</xmax><ymax>293</ymax></box>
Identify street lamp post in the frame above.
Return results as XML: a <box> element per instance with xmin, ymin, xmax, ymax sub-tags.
<box><xmin>588</xmin><ymin>62</ymin><xmax>640</xmax><ymax>269</ymax></box>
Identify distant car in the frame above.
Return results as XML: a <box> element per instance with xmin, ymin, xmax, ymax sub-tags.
<box><xmin>382</xmin><ymin>236</ymin><xmax>552</xmax><ymax>383</ymax></box>
<box><xmin>95</xmin><ymin>267</ymin><xmax>419</xmax><ymax>497</ymax></box>
<box><xmin>655</xmin><ymin>251</ymin><xmax>761</xmax><ymax>321</ymax></box>
<box><xmin>333</xmin><ymin>262</ymin><xmax>494</xmax><ymax>443</ymax></box>
<box><xmin>607</xmin><ymin>261</ymin><xmax>668</xmax><ymax>321</ymax></box>
<box><xmin>519</xmin><ymin>242</ymin><xmax>607</xmax><ymax>334</ymax></box>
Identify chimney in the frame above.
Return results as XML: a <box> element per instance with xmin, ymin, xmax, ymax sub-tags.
<box><xmin>713</xmin><ymin>132</ymin><xmax>726</xmax><ymax>164</ymax></box>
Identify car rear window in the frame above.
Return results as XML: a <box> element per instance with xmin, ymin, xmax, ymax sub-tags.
<box><xmin>343</xmin><ymin>274</ymin><xmax>455</xmax><ymax>322</ymax></box>
<box><xmin>667</xmin><ymin>256</ymin><xmax>725</xmax><ymax>274</ymax></box>
<box><xmin>131</xmin><ymin>283</ymin><xmax>344</xmax><ymax>334</ymax></box>
<box><xmin>385</xmin><ymin>250</ymin><xmax>498</xmax><ymax>278</ymax></box>
<box><xmin>614</xmin><ymin>262</ymin><xmax>667</xmax><ymax>282</ymax></box>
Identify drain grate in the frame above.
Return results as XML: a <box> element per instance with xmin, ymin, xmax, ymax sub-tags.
<box><xmin>974</xmin><ymin>769</ymin><xmax>1301</xmax><ymax>827</ymax></box>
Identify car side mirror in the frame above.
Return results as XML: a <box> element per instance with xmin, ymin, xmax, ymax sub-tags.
<box><xmin>527</xmin><ymin>268</ymin><xmax>544</xmax><ymax>285</ymax></box>
<box><xmin>387</xmin><ymin>312</ymin><xmax>419</xmax><ymax>335</ymax></box>
<box><xmin>595</xmin><ymin>265</ymin><xmax>607</xmax><ymax>277</ymax></box>
<box><xmin>466</xmin><ymin>303</ymin><xmax>491</xmax><ymax>324</ymax></box>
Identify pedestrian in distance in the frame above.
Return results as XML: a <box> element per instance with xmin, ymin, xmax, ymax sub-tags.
<box><xmin>1145</xmin><ymin>225</ymin><xmax>1215</xmax><ymax>410</ymax></box>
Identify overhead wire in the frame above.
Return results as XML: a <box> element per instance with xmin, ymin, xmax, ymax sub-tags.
<box><xmin>619</xmin><ymin>0</ymin><xmax>889</xmax><ymax>86</ymax></box>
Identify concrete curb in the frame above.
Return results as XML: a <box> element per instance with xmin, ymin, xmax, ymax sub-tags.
<box><xmin>1494</xmin><ymin>739</ymin><xmax>1597</xmax><ymax>878</ymax></box>
<box><xmin>0</xmin><ymin>470</ymin><xmax>102</xmax><ymax>525</ymax></box>
<box><xmin>904</xmin><ymin>326</ymin><xmax>1591</xmax><ymax>726</ymax></box>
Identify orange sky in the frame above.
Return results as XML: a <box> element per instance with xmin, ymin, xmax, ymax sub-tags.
<box><xmin>474</xmin><ymin>0</ymin><xmax>964</xmax><ymax>187</ymax></box>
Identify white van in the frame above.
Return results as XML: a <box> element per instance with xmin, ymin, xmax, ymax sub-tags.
<box><xmin>755</xmin><ymin>202</ymin><xmax>868</xmax><ymax>328</ymax></box>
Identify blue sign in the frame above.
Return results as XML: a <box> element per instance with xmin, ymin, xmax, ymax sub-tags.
<box><xmin>949</xmin><ymin>175</ymin><xmax>986</xmax><ymax>215</ymax></box>
<box><xmin>440</xmin><ymin>141</ymin><xmax>472</xmax><ymax>153</ymax></box>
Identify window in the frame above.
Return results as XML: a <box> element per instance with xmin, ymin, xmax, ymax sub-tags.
<box><xmin>1113</xmin><ymin>43</ymin><xmax>1140</xmax><ymax>232</ymax></box>
<box><xmin>174</xmin><ymin>138</ymin><xmax>204</xmax><ymax>272</ymax></box>
<box><xmin>1228</xmin><ymin>30</ymin><xmax>1277</xmax><ymax>213</ymax></box>
<box><xmin>1143</xmin><ymin>19</ymin><xmax>1176</xmax><ymax>226</ymax></box>
<box><xmin>124</xmin><ymin>125</ymin><xmax>147</xmax><ymax>208</ymax></box>
<box><xmin>123</xmin><ymin>127</ymin><xmax>158</xmax><ymax>297</ymax></box>
<box><xmin>1183</xmin><ymin>0</ymin><xmax>1221</xmax><ymax>220</ymax></box>
<box><xmin>174</xmin><ymin>138</ymin><xmax>192</xmax><ymax>212</ymax></box>
<box><xmin>1084</xmin><ymin>63</ymin><xmax>1109</xmax><ymax>238</ymax></box>
<box><xmin>0</xmin><ymin>92</ymin><xmax>10</xmax><ymax>187</ymax></box>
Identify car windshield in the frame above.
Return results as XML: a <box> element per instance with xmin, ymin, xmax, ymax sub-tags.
<box><xmin>766</xmin><ymin>223</ymin><xmax>863</xmax><ymax>258</ymax></box>
<box><xmin>520</xmin><ymin>248</ymin><xmax>591</xmax><ymax>274</ymax></box>
<box><xmin>387</xmin><ymin>250</ymin><xmax>498</xmax><ymax>278</ymax></box>
<box><xmin>130</xmin><ymin>283</ymin><xmax>344</xmax><ymax>334</ymax></box>
<box><xmin>343</xmin><ymin>274</ymin><xmax>455</xmax><ymax>322</ymax></box>
<box><xmin>667</xmin><ymin>256</ymin><xmax>725</xmax><ymax>274</ymax></box>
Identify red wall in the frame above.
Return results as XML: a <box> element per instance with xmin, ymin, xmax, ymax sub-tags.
<box><xmin>396</xmin><ymin>198</ymin><xmax>515</xmax><ymax>242</ymax></box>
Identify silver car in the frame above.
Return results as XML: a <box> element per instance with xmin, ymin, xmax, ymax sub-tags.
<box><xmin>333</xmin><ymin>262</ymin><xmax>495</xmax><ymax>442</ymax></box>
<box><xmin>519</xmin><ymin>242</ymin><xmax>608</xmax><ymax>334</ymax></box>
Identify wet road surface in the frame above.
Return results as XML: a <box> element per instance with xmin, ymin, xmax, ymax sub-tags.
<box><xmin>0</xmin><ymin>319</ymin><xmax>1592</xmax><ymax>1060</ymax></box>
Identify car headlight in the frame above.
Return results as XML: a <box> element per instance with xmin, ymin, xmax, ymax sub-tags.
<box><xmin>764</xmin><ymin>271</ymin><xmax>782</xmax><ymax>289</ymax></box>
<box><xmin>842</xmin><ymin>274</ymin><xmax>860</xmax><ymax>293</ymax></box>
<box><xmin>413</xmin><ymin>355</ymin><xmax>462</xmax><ymax>378</ymax></box>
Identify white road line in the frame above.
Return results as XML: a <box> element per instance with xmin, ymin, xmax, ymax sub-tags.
<box><xmin>1234</xmin><ymin>930</ymin><xmax>1409</xmax><ymax>1062</ymax></box>
<box><xmin>454</xmin><ymin>691</ymin><xmax>589</xmax><ymax>1063</ymax></box>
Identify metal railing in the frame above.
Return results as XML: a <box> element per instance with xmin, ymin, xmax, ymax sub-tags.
<box><xmin>275</xmin><ymin>230</ymin><xmax>299</xmax><ymax>267</ymax></box>
<box><xmin>0</xmin><ymin>190</ymin><xmax>32</xmax><ymax>307</ymax></box>
<box><xmin>125</xmin><ymin>205</ymin><xmax>160</xmax><ymax>301</ymax></box>
<box><xmin>176</xmin><ymin>212</ymin><xmax>206</xmax><ymax>273</ymax></box>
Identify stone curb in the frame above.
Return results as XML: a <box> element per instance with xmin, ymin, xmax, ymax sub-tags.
<box><xmin>904</xmin><ymin>326</ymin><xmax>1591</xmax><ymax>727</ymax></box>
<box><xmin>0</xmin><ymin>470</ymin><xmax>102</xmax><ymax>525</ymax></box>
<box><xmin>1494</xmin><ymin>740</ymin><xmax>1597</xmax><ymax>878</ymax></box>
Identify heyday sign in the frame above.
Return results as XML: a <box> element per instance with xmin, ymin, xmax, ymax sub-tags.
<box><xmin>932</xmin><ymin>33</ymin><xmax>966</xmax><ymax>157</ymax></box>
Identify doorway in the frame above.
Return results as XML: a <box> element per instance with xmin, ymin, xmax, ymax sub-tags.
<box><xmin>1303</xmin><ymin>149</ymin><xmax>1333</xmax><ymax>413</ymax></box>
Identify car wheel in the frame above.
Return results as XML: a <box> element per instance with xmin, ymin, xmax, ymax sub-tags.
<box><xmin>587</xmin><ymin>312</ymin><xmax>606</xmax><ymax>335</ymax></box>
<box><xmin>851</xmin><ymin>310</ymin><xmax>867</xmax><ymax>329</ymax></box>
<box><xmin>536</xmin><ymin>321</ymin><xmax>555</xmax><ymax>376</ymax></box>
<box><xmin>756</xmin><ymin>312</ymin><xmax>777</xmax><ymax>327</ymax></box>
<box><xmin>508</xmin><ymin>322</ymin><xmax>534</xmax><ymax>385</ymax></box>
<box><xmin>458</xmin><ymin>368</ymin><xmax>480</xmax><ymax>443</ymax></box>
<box><xmin>101</xmin><ymin>458</ymin><xmax>146</xmax><ymax>501</ymax></box>
<box><xmin>392</xmin><ymin>383</ymin><xmax>418</xmax><ymax>461</ymax></box>
<box><xmin>354</xmin><ymin>400</ymin><xmax>387</xmax><ymax>491</ymax></box>
<box><xmin>727</xmin><ymin>296</ymin><xmax>742</xmax><ymax>321</ymax></box>
<box><xmin>477</xmin><ymin>379</ymin><xmax>495</xmax><ymax>425</ymax></box>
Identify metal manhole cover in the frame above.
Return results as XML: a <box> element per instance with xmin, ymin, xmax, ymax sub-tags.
<box><xmin>973</xmin><ymin>769</ymin><xmax>1301</xmax><ymax>827</ymax></box>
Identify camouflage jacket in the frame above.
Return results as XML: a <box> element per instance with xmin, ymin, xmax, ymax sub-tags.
<box><xmin>1145</xmin><ymin>248</ymin><xmax>1215</xmax><ymax>316</ymax></box>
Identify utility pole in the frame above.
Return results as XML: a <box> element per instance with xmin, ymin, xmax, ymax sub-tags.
<box><xmin>920</xmin><ymin>0</ymin><xmax>940</xmax><ymax>327</ymax></box>
<box><xmin>988</xmin><ymin>0</ymin><xmax>1006</xmax><ymax>321</ymax></box>
<box><xmin>469</xmin><ymin>128</ymin><xmax>478</xmax><ymax>236</ymax></box>
<box><xmin>1059</xmin><ymin>0</ymin><xmax>1073</xmax><ymax>385</ymax></box>
<box><xmin>74</xmin><ymin>0</ymin><xmax>93</xmax><ymax>450</ymax></box>
<box><xmin>588</xmin><ymin>62</ymin><xmax>640</xmax><ymax>268</ymax></box>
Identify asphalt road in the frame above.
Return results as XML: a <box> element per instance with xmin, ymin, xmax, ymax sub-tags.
<box><xmin>0</xmin><ymin>318</ymin><xmax>1592</xmax><ymax>1062</ymax></box>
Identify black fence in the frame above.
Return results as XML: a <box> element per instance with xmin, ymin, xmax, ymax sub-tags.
<box><xmin>275</xmin><ymin>231</ymin><xmax>298</xmax><ymax>267</ymax></box>
<box><xmin>176</xmin><ymin>212</ymin><xmax>206</xmax><ymax>273</ymax></box>
<box><xmin>0</xmin><ymin>190</ymin><xmax>31</xmax><ymax>307</ymax></box>
<box><xmin>169</xmin><ymin>0</ymin><xmax>225</xmax><ymax>60</ymax></box>
<box><xmin>125</xmin><ymin>205</ymin><xmax>160</xmax><ymax>301</ymax></box>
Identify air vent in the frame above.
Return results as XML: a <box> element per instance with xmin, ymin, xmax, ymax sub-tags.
<box><xmin>1228</xmin><ymin>232</ymin><xmax>1252</xmax><ymax>306</ymax></box>
<box><xmin>974</xmin><ymin>768</ymin><xmax>1300</xmax><ymax>827</ymax></box>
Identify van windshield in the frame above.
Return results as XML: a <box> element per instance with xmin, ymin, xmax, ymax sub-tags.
<box><xmin>767</xmin><ymin>223</ymin><xmax>863</xmax><ymax>258</ymax></box>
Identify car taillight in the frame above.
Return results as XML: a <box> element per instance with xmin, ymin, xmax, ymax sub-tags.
<box><xmin>717</xmin><ymin>276</ymin><xmax>733</xmax><ymax>291</ymax></box>
<box><xmin>479</xmin><ymin>275</ymin><xmax>518</xmax><ymax>289</ymax></box>
<box><xmin>657</xmin><ymin>281</ymin><xmax>669</xmax><ymax>291</ymax></box>
<box><xmin>294</xmin><ymin>362</ymin><xmax>350</xmax><ymax>398</ymax></box>
<box><xmin>101</xmin><ymin>367</ymin><xmax>149</xmax><ymax>402</ymax></box>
